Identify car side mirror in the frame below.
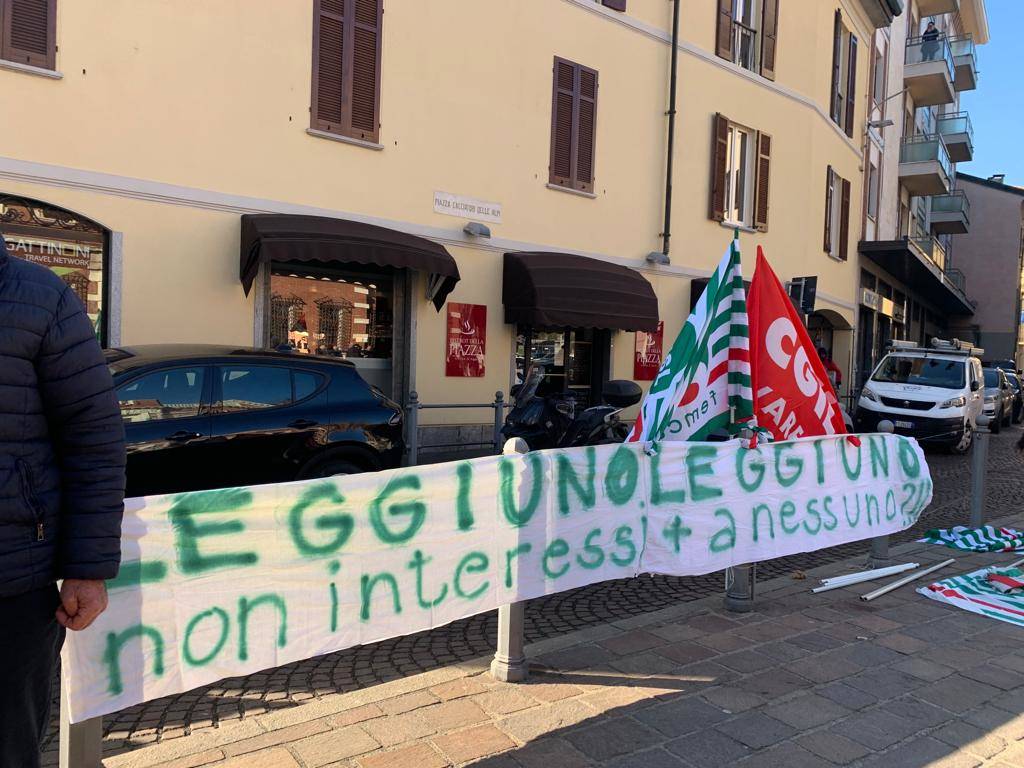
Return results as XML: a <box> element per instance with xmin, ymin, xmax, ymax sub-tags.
<box><xmin>970</xmin><ymin>380</ymin><xmax>980</xmax><ymax>391</ymax></box>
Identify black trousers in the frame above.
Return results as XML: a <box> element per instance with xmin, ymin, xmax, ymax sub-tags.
<box><xmin>0</xmin><ymin>585</ymin><xmax>64</xmax><ymax>768</ymax></box>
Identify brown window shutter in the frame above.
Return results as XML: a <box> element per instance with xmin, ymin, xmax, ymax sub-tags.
<box><xmin>575</xmin><ymin>66</ymin><xmax>598</xmax><ymax>192</ymax></box>
<box><xmin>829</xmin><ymin>10</ymin><xmax>842</xmax><ymax>124</ymax></box>
<box><xmin>839</xmin><ymin>177</ymin><xmax>851</xmax><ymax>261</ymax></box>
<box><xmin>311</xmin><ymin>0</ymin><xmax>346</xmax><ymax>132</ymax></box>
<box><xmin>349</xmin><ymin>0</ymin><xmax>382</xmax><ymax>142</ymax></box>
<box><xmin>549</xmin><ymin>57</ymin><xmax>577</xmax><ymax>188</ymax></box>
<box><xmin>2</xmin><ymin>0</ymin><xmax>56</xmax><ymax>70</ymax></box>
<box><xmin>709</xmin><ymin>113</ymin><xmax>730</xmax><ymax>222</ymax></box>
<box><xmin>823</xmin><ymin>165</ymin><xmax>833</xmax><ymax>253</ymax></box>
<box><xmin>716</xmin><ymin>0</ymin><xmax>733</xmax><ymax>61</ymax></box>
<box><xmin>844</xmin><ymin>34</ymin><xmax>857</xmax><ymax>138</ymax></box>
<box><xmin>759</xmin><ymin>0</ymin><xmax>779</xmax><ymax>81</ymax></box>
<box><xmin>601</xmin><ymin>0</ymin><xmax>627</xmax><ymax>11</ymax></box>
<box><xmin>753</xmin><ymin>131</ymin><xmax>771</xmax><ymax>232</ymax></box>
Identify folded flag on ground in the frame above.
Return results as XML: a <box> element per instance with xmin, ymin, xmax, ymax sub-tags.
<box><xmin>920</xmin><ymin>565</ymin><xmax>1024</xmax><ymax>627</ymax></box>
<box><xmin>919</xmin><ymin>525</ymin><xmax>1024</xmax><ymax>553</ymax></box>
<box><xmin>987</xmin><ymin>568</ymin><xmax>1024</xmax><ymax>595</ymax></box>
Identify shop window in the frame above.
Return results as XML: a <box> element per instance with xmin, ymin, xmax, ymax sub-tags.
<box><xmin>117</xmin><ymin>368</ymin><xmax>205</xmax><ymax>423</ymax></box>
<box><xmin>0</xmin><ymin>194</ymin><xmax>109</xmax><ymax>344</ymax></box>
<box><xmin>269</xmin><ymin>268</ymin><xmax>392</xmax><ymax>359</ymax></box>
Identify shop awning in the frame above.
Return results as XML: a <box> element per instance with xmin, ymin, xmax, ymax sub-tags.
<box><xmin>240</xmin><ymin>214</ymin><xmax>460</xmax><ymax>310</ymax></box>
<box><xmin>502</xmin><ymin>252</ymin><xmax>659</xmax><ymax>331</ymax></box>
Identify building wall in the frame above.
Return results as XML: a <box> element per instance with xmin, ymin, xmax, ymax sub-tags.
<box><xmin>951</xmin><ymin>177</ymin><xmax>1024</xmax><ymax>361</ymax></box>
<box><xmin>1</xmin><ymin>0</ymin><xmax>879</xmax><ymax>423</ymax></box>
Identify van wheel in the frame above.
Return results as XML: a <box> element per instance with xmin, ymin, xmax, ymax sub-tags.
<box><xmin>298</xmin><ymin>456</ymin><xmax>364</xmax><ymax>479</ymax></box>
<box><xmin>950</xmin><ymin>423</ymin><xmax>973</xmax><ymax>454</ymax></box>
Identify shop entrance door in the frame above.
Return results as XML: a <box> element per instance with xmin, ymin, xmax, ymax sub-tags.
<box><xmin>514</xmin><ymin>328</ymin><xmax>611</xmax><ymax>408</ymax></box>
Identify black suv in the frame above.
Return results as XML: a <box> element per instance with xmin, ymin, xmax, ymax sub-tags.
<box><xmin>105</xmin><ymin>345</ymin><xmax>404</xmax><ymax>497</ymax></box>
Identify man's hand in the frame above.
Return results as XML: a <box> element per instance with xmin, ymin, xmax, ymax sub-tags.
<box><xmin>57</xmin><ymin>579</ymin><xmax>109</xmax><ymax>631</ymax></box>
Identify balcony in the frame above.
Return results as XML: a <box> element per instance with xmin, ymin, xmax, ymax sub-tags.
<box><xmin>918</xmin><ymin>0</ymin><xmax>959</xmax><ymax>14</ymax></box>
<box><xmin>949</xmin><ymin>36</ymin><xmax>979</xmax><ymax>91</ymax></box>
<box><xmin>935</xmin><ymin>111</ymin><xmax>974</xmax><ymax>162</ymax></box>
<box><xmin>899</xmin><ymin>135</ymin><xmax>952</xmax><ymax>196</ymax></box>
<box><xmin>859</xmin><ymin>236</ymin><xmax>973</xmax><ymax>315</ymax></box>
<box><xmin>930</xmin><ymin>190</ymin><xmax>971</xmax><ymax>235</ymax></box>
<box><xmin>904</xmin><ymin>37</ymin><xmax>956</xmax><ymax>107</ymax></box>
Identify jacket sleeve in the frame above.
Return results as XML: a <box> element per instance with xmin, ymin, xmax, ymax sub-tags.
<box><xmin>36</xmin><ymin>285</ymin><xmax>126</xmax><ymax>581</ymax></box>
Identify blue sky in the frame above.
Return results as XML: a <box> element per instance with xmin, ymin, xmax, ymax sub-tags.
<box><xmin>959</xmin><ymin>0</ymin><xmax>1023</xmax><ymax>185</ymax></box>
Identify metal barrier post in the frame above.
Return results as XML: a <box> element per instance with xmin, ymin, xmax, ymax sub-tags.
<box><xmin>59</xmin><ymin>672</ymin><xmax>102</xmax><ymax>768</ymax></box>
<box><xmin>491</xmin><ymin>437</ymin><xmax>529</xmax><ymax>683</ymax></box>
<box><xmin>868</xmin><ymin>420</ymin><xmax>895</xmax><ymax>568</ymax></box>
<box><xmin>407</xmin><ymin>390</ymin><xmax>419</xmax><ymax>467</ymax></box>
<box><xmin>723</xmin><ymin>563</ymin><xmax>756</xmax><ymax>613</ymax></box>
<box><xmin>970</xmin><ymin>414</ymin><xmax>991</xmax><ymax>528</ymax></box>
<box><xmin>492</xmin><ymin>391</ymin><xmax>505</xmax><ymax>453</ymax></box>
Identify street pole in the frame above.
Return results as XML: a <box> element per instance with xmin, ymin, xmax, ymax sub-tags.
<box><xmin>970</xmin><ymin>414</ymin><xmax>990</xmax><ymax>528</ymax></box>
<box><xmin>868</xmin><ymin>420</ymin><xmax>895</xmax><ymax>568</ymax></box>
<box><xmin>723</xmin><ymin>563</ymin><xmax>756</xmax><ymax>612</ymax></box>
<box><xmin>490</xmin><ymin>437</ymin><xmax>529</xmax><ymax>682</ymax></box>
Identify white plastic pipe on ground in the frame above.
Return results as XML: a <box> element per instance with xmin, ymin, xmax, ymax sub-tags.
<box><xmin>860</xmin><ymin>559</ymin><xmax>956</xmax><ymax>602</ymax></box>
<box><xmin>810</xmin><ymin>562</ymin><xmax>920</xmax><ymax>593</ymax></box>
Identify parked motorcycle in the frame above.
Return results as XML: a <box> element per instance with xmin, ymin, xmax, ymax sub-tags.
<box><xmin>502</xmin><ymin>366</ymin><xmax>642</xmax><ymax>451</ymax></box>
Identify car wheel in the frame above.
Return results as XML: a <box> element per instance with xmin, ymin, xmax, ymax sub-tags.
<box><xmin>299</xmin><ymin>456</ymin><xmax>365</xmax><ymax>479</ymax></box>
<box><xmin>950</xmin><ymin>422</ymin><xmax>974</xmax><ymax>454</ymax></box>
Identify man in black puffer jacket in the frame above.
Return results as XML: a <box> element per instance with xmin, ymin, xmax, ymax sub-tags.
<box><xmin>0</xmin><ymin>235</ymin><xmax>125</xmax><ymax>767</ymax></box>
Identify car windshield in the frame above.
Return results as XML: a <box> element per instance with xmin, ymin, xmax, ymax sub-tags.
<box><xmin>984</xmin><ymin>369</ymin><xmax>1000</xmax><ymax>388</ymax></box>
<box><xmin>872</xmin><ymin>355</ymin><xmax>965</xmax><ymax>388</ymax></box>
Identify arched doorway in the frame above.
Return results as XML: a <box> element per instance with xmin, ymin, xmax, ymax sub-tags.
<box><xmin>0</xmin><ymin>195</ymin><xmax>110</xmax><ymax>344</ymax></box>
<box><xmin>808</xmin><ymin>308</ymin><xmax>855</xmax><ymax>398</ymax></box>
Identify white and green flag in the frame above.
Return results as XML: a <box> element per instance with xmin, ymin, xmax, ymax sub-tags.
<box><xmin>626</xmin><ymin>237</ymin><xmax>753</xmax><ymax>442</ymax></box>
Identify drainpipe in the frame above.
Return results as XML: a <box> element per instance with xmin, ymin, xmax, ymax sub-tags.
<box><xmin>649</xmin><ymin>0</ymin><xmax>680</xmax><ymax>265</ymax></box>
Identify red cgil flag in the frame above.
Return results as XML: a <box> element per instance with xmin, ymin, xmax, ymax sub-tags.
<box><xmin>748</xmin><ymin>246</ymin><xmax>850</xmax><ymax>442</ymax></box>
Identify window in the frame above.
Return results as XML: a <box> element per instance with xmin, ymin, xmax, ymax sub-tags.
<box><xmin>599</xmin><ymin>0</ymin><xmax>626</xmax><ymax>10</ymax></box>
<box><xmin>823</xmin><ymin>165</ymin><xmax>851</xmax><ymax>260</ymax></box>
<box><xmin>310</xmin><ymin>0</ymin><xmax>383</xmax><ymax>144</ymax></box>
<box><xmin>219</xmin><ymin>366</ymin><xmax>292</xmax><ymax>413</ymax></box>
<box><xmin>829</xmin><ymin>9</ymin><xmax>858</xmax><ymax>137</ymax></box>
<box><xmin>549</xmin><ymin>57</ymin><xmax>599</xmax><ymax>194</ymax></box>
<box><xmin>715</xmin><ymin>0</ymin><xmax>779</xmax><ymax>80</ymax></box>
<box><xmin>867</xmin><ymin>162</ymin><xmax>879</xmax><ymax>220</ymax></box>
<box><xmin>709</xmin><ymin>113</ymin><xmax>771</xmax><ymax>231</ymax></box>
<box><xmin>118</xmin><ymin>368</ymin><xmax>206</xmax><ymax>423</ymax></box>
<box><xmin>294</xmin><ymin>372</ymin><xmax>323</xmax><ymax>401</ymax></box>
<box><xmin>0</xmin><ymin>0</ymin><xmax>56</xmax><ymax>70</ymax></box>
<box><xmin>871</xmin><ymin>44</ymin><xmax>886</xmax><ymax>107</ymax></box>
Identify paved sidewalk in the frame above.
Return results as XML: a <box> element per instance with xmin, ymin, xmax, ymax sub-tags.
<box><xmin>95</xmin><ymin>515</ymin><xmax>1024</xmax><ymax>768</ymax></box>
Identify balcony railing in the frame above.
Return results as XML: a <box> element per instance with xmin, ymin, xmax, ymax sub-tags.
<box><xmin>900</xmin><ymin>134</ymin><xmax>953</xmax><ymax>179</ymax></box>
<box><xmin>931</xmin><ymin>190</ymin><xmax>971</xmax><ymax>218</ymax></box>
<box><xmin>935</xmin><ymin>112</ymin><xmax>974</xmax><ymax>145</ymax></box>
<box><xmin>949</xmin><ymin>35</ymin><xmax>979</xmax><ymax>91</ymax></box>
<box><xmin>732</xmin><ymin>20</ymin><xmax>758</xmax><ymax>71</ymax></box>
<box><xmin>905</xmin><ymin>36</ymin><xmax>955</xmax><ymax>81</ymax></box>
<box><xmin>910</xmin><ymin>233</ymin><xmax>948</xmax><ymax>272</ymax></box>
<box><xmin>946</xmin><ymin>267</ymin><xmax>967</xmax><ymax>294</ymax></box>
<box><xmin>949</xmin><ymin>35</ymin><xmax>976</xmax><ymax>60</ymax></box>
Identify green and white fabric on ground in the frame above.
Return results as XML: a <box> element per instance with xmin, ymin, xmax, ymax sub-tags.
<box><xmin>626</xmin><ymin>237</ymin><xmax>752</xmax><ymax>443</ymax></box>
<box><xmin>919</xmin><ymin>525</ymin><xmax>1024</xmax><ymax>552</ymax></box>
<box><xmin>920</xmin><ymin>564</ymin><xmax>1024</xmax><ymax>627</ymax></box>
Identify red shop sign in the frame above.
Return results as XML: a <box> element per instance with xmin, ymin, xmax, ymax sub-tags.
<box><xmin>633</xmin><ymin>321</ymin><xmax>664</xmax><ymax>381</ymax></box>
<box><xmin>445</xmin><ymin>303</ymin><xmax>487</xmax><ymax>377</ymax></box>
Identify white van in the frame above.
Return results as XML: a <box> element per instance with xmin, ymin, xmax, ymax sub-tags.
<box><xmin>854</xmin><ymin>339</ymin><xmax>984</xmax><ymax>453</ymax></box>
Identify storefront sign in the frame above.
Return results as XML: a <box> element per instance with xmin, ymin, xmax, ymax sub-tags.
<box><xmin>861</xmin><ymin>288</ymin><xmax>896</xmax><ymax>319</ymax></box>
<box><xmin>633</xmin><ymin>321</ymin><xmax>664</xmax><ymax>381</ymax></box>
<box><xmin>63</xmin><ymin>435</ymin><xmax>932</xmax><ymax>722</ymax></box>
<box><xmin>446</xmin><ymin>302</ymin><xmax>486</xmax><ymax>377</ymax></box>
<box><xmin>433</xmin><ymin>191</ymin><xmax>502</xmax><ymax>224</ymax></box>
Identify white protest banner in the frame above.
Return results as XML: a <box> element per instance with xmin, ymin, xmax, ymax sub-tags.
<box><xmin>64</xmin><ymin>434</ymin><xmax>932</xmax><ymax>722</ymax></box>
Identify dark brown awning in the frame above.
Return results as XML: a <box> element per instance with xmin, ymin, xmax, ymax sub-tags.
<box><xmin>503</xmin><ymin>252</ymin><xmax>659</xmax><ymax>331</ymax></box>
<box><xmin>240</xmin><ymin>214</ymin><xmax>460</xmax><ymax>310</ymax></box>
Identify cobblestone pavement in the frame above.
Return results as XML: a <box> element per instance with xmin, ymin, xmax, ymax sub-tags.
<box><xmin>95</xmin><ymin>523</ymin><xmax>1024</xmax><ymax>768</ymax></box>
<box><xmin>41</xmin><ymin>426</ymin><xmax>1024</xmax><ymax>764</ymax></box>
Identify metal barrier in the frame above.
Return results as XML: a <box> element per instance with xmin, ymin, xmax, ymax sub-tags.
<box><xmin>491</xmin><ymin>437</ymin><xmax>530</xmax><ymax>682</ymax></box>
<box><xmin>970</xmin><ymin>414</ymin><xmax>992</xmax><ymax>528</ymax></box>
<box><xmin>406</xmin><ymin>391</ymin><xmax>506</xmax><ymax>466</ymax></box>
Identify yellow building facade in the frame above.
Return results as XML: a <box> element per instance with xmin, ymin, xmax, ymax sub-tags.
<box><xmin>1</xmin><ymin>0</ymin><xmax>922</xmax><ymax>450</ymax></box>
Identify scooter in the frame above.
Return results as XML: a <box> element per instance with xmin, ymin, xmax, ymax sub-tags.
<box><xmin>502</xmin><ymin>365</ymin><xmax>642</xmax><ymax>451</ymax></box>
